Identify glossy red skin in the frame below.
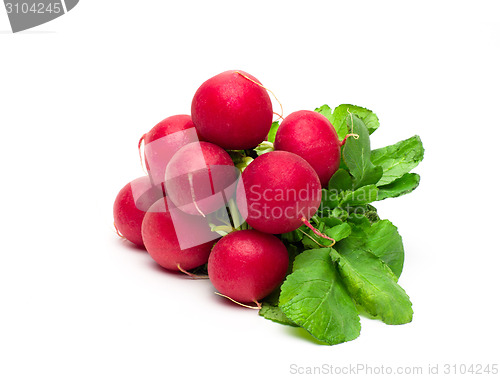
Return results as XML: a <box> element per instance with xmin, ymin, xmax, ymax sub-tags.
<box><xmin>208</xmin><ymin>230</ymin><xmax>289</xmax><ymax>303</ymax></box>
<box><xmin>191</xmin><ymin>70</ymin><xmax>273</xmax><ymax>149</ymax></box>
<box><xmin>142</xmin><ymin>197</ymin><xmax>216</xmax><ymax>271</ymax></box>
<box><xmin>145</xmin><ymin>115</ymin><xmax>195</xmax><ymax>145</ymax></box>
<box><xmin>143</xmin><ymin>115</ymin><xmax>200</xmax><ymax>186</ymax></box>
<box><xmin>113</xmin><ymin>176</ymin><xmax>163</xmax><ymax>247</ymax></box>
<box><xmin>275</xmin><ymin>110</ymin><xmax>341</xmax><ymax>187</ymax></box>
<box><xmin>165</xmin><ymin>141</ymin><xmax>237</xmax><ymax>215</ymax></box>
<box><xmin>237</xmin><ymin>151</ymin><xmax>322</xmax><ymax>234</ymax></box>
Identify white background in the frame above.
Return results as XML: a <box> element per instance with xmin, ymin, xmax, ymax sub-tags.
<box><xmin>1</xmin><ymin>1</ymin><xmax>499</xmax><ymax>377</ymax></box>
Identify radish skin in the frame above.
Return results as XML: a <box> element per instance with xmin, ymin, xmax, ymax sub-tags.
<box><xmin>275</xmin><ymin>110</ymin><xmax>341</xmax><ymax>187</ymax></box>
<box><xmin>208</xmin><ymin>230</ymin><xmax>289</xmax><ymax>303</ymax></box>
<box><xmin>165</xmin><ymin>141</ymin><xmax>237</xmax><ymax>216</ymax></box>
<box><xmin>237</xmin><ymin>151</ymin><xmax>322</xmax><ymax>234</ymax></box>
<box><xmin>142</xmin><ymin>197</ymin><xmax>218</xmax><ymax>271</ymax></box>
<box><xmin>191</xmin><ymin>70</ymin><xmax>273</xmax><ymax>150</ymax></box>
<box><xmin>142</xmin><ymin>115</ymin><xmax>200</xmax><ymax>187</ymax></box>
<box><xmin>113</xmin><ymin>176</ymin><xmax>163</xmax><ymax>247</ymax></box>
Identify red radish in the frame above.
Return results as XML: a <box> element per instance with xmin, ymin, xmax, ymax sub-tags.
<box><xmin>142</xmin><ymin>197</ymin><xmax>219</xmax><ymax>271</ymax></box>
<box><xmin>165</xmin><ymin>141</ymin><xmax>237</xmax><ymax>216</ymax></box>
<box><xmin>191</xmin><ymin>70</ymin><xmax>273</xmax><ymax>149</ymax></box>
<box><xmin>208</xmin><ymin>230</ymin><xmax>289</xmax><ymax>304</ymax></box>
<box><xmin>237</xmin><ymin>151</ymin><xmax>322</xmax><ymax>234</ymax></box>
<box><xmin>113</xmin><ymin>176</ymin><xmax>163</xmax><ymax>247</ymax></box>
<box><xmin>274</xmin><ymin>110</ymin><xmax>341</xmax><ymax>187</ymax></box>
<box><xmin>140</xmin><ymin>115</ymin><xmax>200</xmax><ymax>187</ymax></box>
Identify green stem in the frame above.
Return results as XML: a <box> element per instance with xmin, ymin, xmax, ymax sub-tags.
<box><xmin>228</xmin><ymin>198</ymin><xmax>241</xmax><ymax>229</ymax></box>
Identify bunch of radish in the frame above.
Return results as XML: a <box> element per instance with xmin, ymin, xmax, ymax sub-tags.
<box><xmin>114</xmin><ymin>70</ymin><xmax>332</xmax><ymax>303</ymax></box>
<box><xmin>113</xmin><ymin>70</ymin><xmax>424</xmax><ymax>344</ymax></box>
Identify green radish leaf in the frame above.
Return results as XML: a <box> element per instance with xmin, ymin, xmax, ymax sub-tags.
<box><xmin>343</xmin><ymin>220</ymin><xmax>405</xmax><ymax>279</ymax></box>
<box><xmin>267</xmin><ymin>121</ymin><xmax>280</xmax><ymax>143</ymax></box>
<box><xmin>334</xmin><ymin>104</ymin><xmax>380</xmax><ymax>137</ymax></box>
<box><xmin>301</xmin><ymin>222</ymin><xmax>328</xmax><ymax>249</ymax></box>
<box><xmin>371</xmin><ymin>135</ymin><xmax>424</xmax><ymax>186</ymax></box>
<box><xmin>315</xmin><ymin>217</ymin><xmax>343</xmax><ymax>228</ymax></box>
<box><xmin>285</xmin><ymin>243</ymin><xmax>301</xmax><ymax>274</ymax></box>
<box><xmin>365</xmin><ymin>220</ymin><xmax>405</xmax><ymax>279</ymax></box>
<box><xmin>328</xmin><ymin>168</ymin><xmax>353</xmax><ymax>192</ymax></box>
<box><xmin>343</xmin><ymin>116</ymin><xmax>383</xmax><ymax>189</ymax></box>
<box><xmin>321</xmin><ymin>188</ymin><xmax>340</xmax><ymax>210</ymax></box>
<box><xmin>340</xmin><ymin>185</ymin><xmax>379</xmax><ymax>207</ymax></box>
<box><xmin>301</xmin><ymin>222</ymin><xmax>351</xmax><ymax>249</ymax></box>
<box><xmin>279</xmin><ymin>248</ymin><xmax>361</xmax><ymax>345</ymax></box>
<box><xmin>260</xmin><ymin>303</ymin><xmax>298</xmax><ymax>326</ymax></box>
<box><xmin>347</xmin><ymin>213</ymin><xmax>373</xmax><ymax>228</ymax></box>
<box><xmin>325</xmin><ymin>223</ymin><xmax>352</xmax><ymax>242</ymax></box>
<box><xmin>377</xmin><ymin>173</ymin><xmax>421</xmax><ymax>201</ymax></box>
<box><xmin>332</xmin><ymin>246</ymin><xmax>413</xmax><ymax>325</ymax></box>
<box><xmin>315</xmin><ymin>104</ymin><xmax>380</xmax><ymax>140</ymax></box>
<box><xmin>346</xmin><ymin>204</ymin><xmax>380</xmax><ymax>225</ymax></box>
<box><xmin>332</xmin><ymin>207</ymin><xmax>349</xmax><ymax>222</ymax></box>
<box><xmin>254</xmin><ymin>142</ymin><xmax>274</xmax><ymax>156</ymax></box>
<box><xmin>259</xmin><ymin>284</ymin><xmax>298</xmax><ymax>327</ymax></box>
<box><xmin>281</xmin><ymin>229</ymin><xmax>304</xmax><ymax>243</ymax></box>
<box><xmin>301</xmin><ymin>237</ymin><xmax>322</xmax><ymax>250</ymax></box>
<box><xmin>315</xmin><ymin>104</ymin><xmax>345</xmax><ymax>135</ymax></box>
